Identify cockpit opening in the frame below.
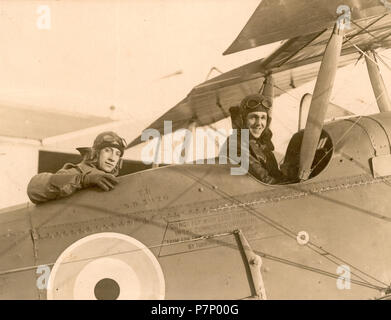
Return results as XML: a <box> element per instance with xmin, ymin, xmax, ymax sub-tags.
<box><xmin>280</xmin><ymin>130</ymin><xmax>333</xmax><ymax>183</ymax></box>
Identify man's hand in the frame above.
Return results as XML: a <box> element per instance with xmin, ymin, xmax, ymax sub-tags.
<box><xmin>83</xmin><ymin>169</ymin><xmax>119</xmax><ymax>191</ymax></box>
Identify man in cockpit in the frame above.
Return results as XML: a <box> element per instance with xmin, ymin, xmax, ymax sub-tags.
<box><xmin>27</xmin><ymin>131</ymin><xmax>127</xmax><ymax>204</ymax></box>
<box><xmin>224</xmin><ymin>93</ymin><xmax>286</xmax><ymax>184</ymax></box>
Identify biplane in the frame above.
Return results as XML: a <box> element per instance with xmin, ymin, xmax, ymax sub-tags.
<box><xmin>1</xmin><ymin>0</ymin><xmax>391</xmax><ymax>300</ymax></box>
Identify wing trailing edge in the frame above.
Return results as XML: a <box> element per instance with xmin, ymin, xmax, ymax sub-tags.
<box><xmin>128</xmin><ymin>6</ymin><xmax>391</xmax><ymax>149</ymax></box>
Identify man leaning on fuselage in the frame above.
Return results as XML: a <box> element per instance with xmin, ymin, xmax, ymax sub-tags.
<box><xmin>27</xmin><ymin>131</ymin><xmax>127</xmax><ymax>204</ymax></box>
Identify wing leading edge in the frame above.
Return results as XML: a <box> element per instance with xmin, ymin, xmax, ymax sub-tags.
<box><xmin>223</xmin><ymin>0</ymin><xmax>389</xmax><ymax>55</ymax></box>
<box><xmin>128</xmin><ymin>10</ymin><xmax>391</xmax><ymax>148</ymax></box>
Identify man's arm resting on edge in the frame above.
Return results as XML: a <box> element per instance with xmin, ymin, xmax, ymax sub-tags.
<box><xmin>27</xmin><ymin>166</ymin><xmax>118</xmax><ymax>204</ymax></box>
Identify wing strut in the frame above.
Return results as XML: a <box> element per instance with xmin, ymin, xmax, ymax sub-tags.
<box><xmin>259</xmin><ymin>74</ymin><xmax>274</xmax><ymax>109</ymax></box>
<box><xmin>298</xmin><ymin>93</ymin><xmax>354</xmax><ymax>131</ymax></box>
<box><xmin>298</xmin><ymin>21</ymin><xmax>345</xmax><ymax>181</ymax></box>
<box><xmin>234</xmin><ymin>230</ymin><xmax>267</xmax><ymax>300</ymax></box>
<box><xmin>365</xmin><ymin>50</ymin><xmax>391</xmax><ymax>113</ymax></box>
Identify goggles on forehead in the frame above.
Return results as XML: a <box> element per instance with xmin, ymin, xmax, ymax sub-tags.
<box><xmin>95</xmin><ymin>133</ymin><xmax>127</xmax><ymax>157</ymax></box>
<box><xmin>101</xmin><ymin>135</ymin><xmax>127</xmax><ymax>148</ymax></box>
<box><xmin>244</xmin><ymin>97</ymin><xmax>272</xmax><ymax>111</ymax></box>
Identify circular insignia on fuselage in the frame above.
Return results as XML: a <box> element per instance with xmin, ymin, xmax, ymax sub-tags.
<box><xmin>47</xmin><ymin>232</ymin><xmax>165</xmax><ymax>300</ymax></box>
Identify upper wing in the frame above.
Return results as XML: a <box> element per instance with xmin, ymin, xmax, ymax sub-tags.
<box><xmin>128</xmin><ymin>10</ymin><xmax>391</xmax><ymax>148</ymax></box>
<box><xmin>224</xmin><ymin>0</ymin><xmax>389</xmax><ymax>55</ymax></box>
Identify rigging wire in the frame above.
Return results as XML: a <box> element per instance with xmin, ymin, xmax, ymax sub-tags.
<box><xmin>4</xmin><ymin>15</ymin><xmax>391</xmax><ymax>297</ymax></box>
<box><xmin>0</xmin><ymin>229</ymin><xmax>387</xmax><ymax>293</ymax></box>
<box><xmin>205</xmin><ymin>27</ymin><xmax>391</xmax><ymax>290</ymax></box>
<box><xmin>273</xmin><ymin>83</ymin><xmax>303</xmax><ymax>103</ymax></box>
<box><xmin>308</xmin><ymin>35</ymin><xmax>391</xmax><ymax>176</ymax></box>
<box><xmin>375</xmin><ymin>53</ymin><xmax>391</xmax><ymax>73</ymax></box>
<box><xmin>348</xmin><ymin>17</ymin><xmax>386</xmax><ymax>44</ymax></box>
<box><xmin>177</xmin><ymin>168</ymin><xmax>389</xmax><ymax>288</ymax></box>
<box><xmin>349</xmin><ymin>41</ymin><xmax>391</xmax><ymax>73</ymax></box>
<box><xmin>190</xmin><ymin>28</ymin><xmax>391</xmax><ymax>285</ymax></box>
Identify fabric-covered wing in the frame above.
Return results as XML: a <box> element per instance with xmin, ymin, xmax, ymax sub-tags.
<box><xmin>224</xmin><ymin>0</ymin><xmax>389</xmax><ymax>55</ymax></box>
<box><xmin>128</xmin><ymin>11</ymin><xmax>391</xmax><ymax>148</ymax></box>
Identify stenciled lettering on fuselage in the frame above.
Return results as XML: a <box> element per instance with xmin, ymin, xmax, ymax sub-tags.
<box><xmin>159</xmin><ymin>210</ymin><xmax>278</xmax><ymax>256</ymax></box>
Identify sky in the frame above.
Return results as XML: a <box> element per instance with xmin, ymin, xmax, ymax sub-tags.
<box><xmin>0</xmin><ymin>0</ymin><xmax>271</xmax><ymax>124</ymax></box>
<box><xmin>1</xmin><ymin>0</ymin><xmax>391</xmax><ymax>158</ymax></box>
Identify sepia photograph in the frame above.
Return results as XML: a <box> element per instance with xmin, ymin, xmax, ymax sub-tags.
<box><xmin>1</xmin><ymin>0</ymin><xmax>391</xmax><ymax>301</ymax></box>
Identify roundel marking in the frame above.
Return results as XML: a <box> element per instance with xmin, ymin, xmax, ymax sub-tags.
<box><xmin>47</xmin><ymin>232</ymin><xmax>165</xmax><ymax>300</ymax></box>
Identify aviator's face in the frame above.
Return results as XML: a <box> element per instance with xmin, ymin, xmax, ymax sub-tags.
<box><xmin>98</xmin><ymin>147</ymin><xmax>121</xmax><ymax>173</ymax></box>
<box><xmin>246</xmin><ymin>111</ymin><xmax>267</xmax><ymax>138</ymax></box>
